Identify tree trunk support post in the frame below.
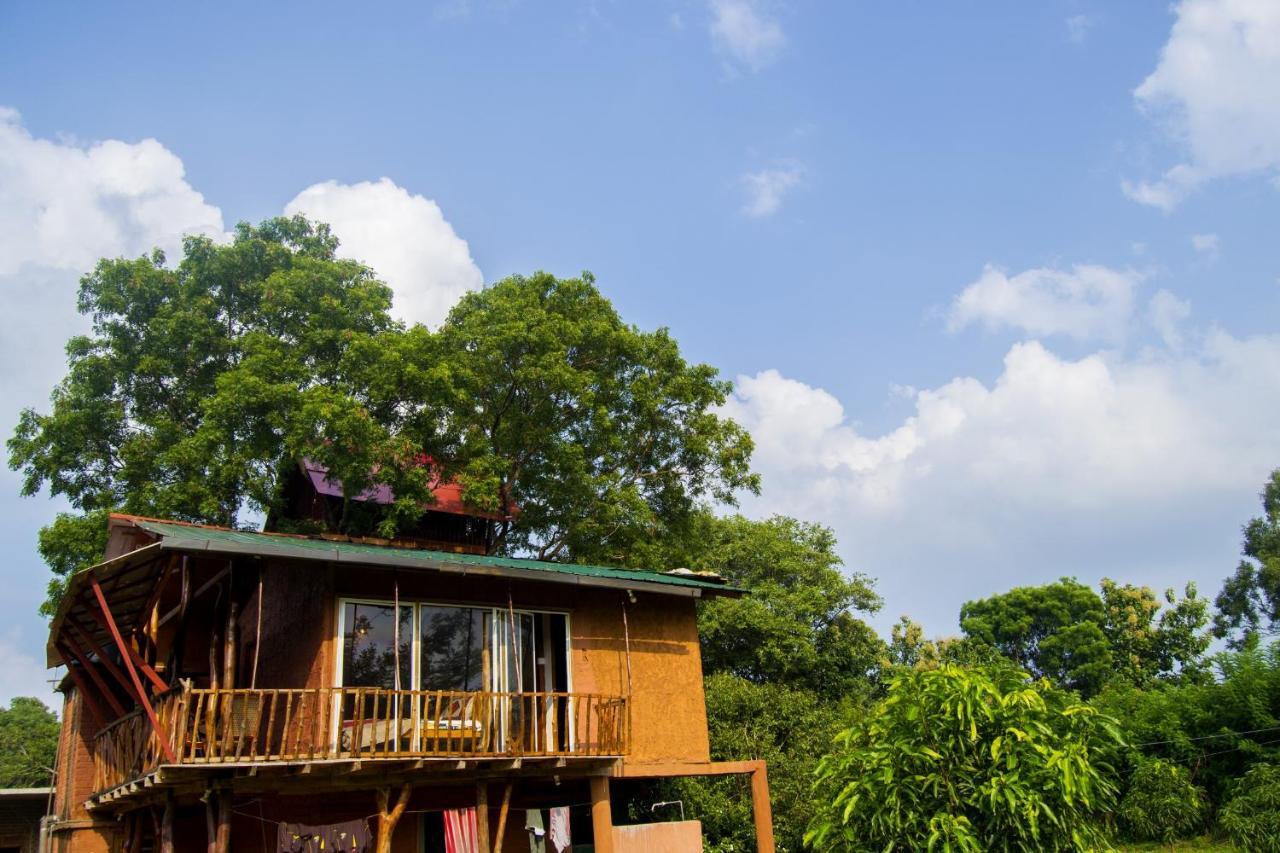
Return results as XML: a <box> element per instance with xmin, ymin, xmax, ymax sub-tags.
<box><xmin>589</xmin><ymin>776</ymin><xmax>614</xmax><ymax>853</ymax></box>
<box><xmin>160</xmin><ymin>792</ymin><xmax>175</xmax><ymax>853</ymax></box>
<box><xmin>376</xmin><ymin>784</ymin><xmax>412</xmax><ymax>853</ymax></box>
<box><xmin>475</xmin><ymin>783</ymin><xmax>490</xmax><ymax>853</ymax></box>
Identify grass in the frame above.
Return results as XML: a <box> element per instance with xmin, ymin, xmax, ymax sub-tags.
<box><xmin>1116</xmin><ymin>836</ymin><xmax>1236</xmax><ymax>852</ymax></box>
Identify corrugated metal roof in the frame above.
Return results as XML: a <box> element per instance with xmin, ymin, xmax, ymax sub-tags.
<box><xmin>131</xmin><ymin>519</ymin><xmax>744</xmax><ymax>597</ymax></box>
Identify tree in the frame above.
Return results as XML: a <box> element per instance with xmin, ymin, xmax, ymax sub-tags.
<box><xmin>1220</xmin><ymin>763</ymin><xmax>1280</xmax><ymax>853</ymax></box>
<box><xmin>1215</xmin><ymin>469</ymin><xmax>1280</xmax><ymax>648</ymax></box>
<box><xmin>0</xmin><ymin>697</ymin><xmax>59</xmax><ymax>788</ymax></box>
<box><xmin>960</xmin><ymin>578</ymin><xmax>1114</xmax><ymax>696</ymax></box>
<box><xmin>961</xmin><ymin>577</ymin><xmax>1211</xmax><ymax>697</ymax></box>
<box><xmin>807</xmin><ymin>663</ymin><xmax>1121</xmax><ymax>852</ymax></box>
<box><xmin>633</xmin><ymin>512</ymin><xmax>883</xmax><ymax>699</ymax></box>
<box><xmin>400</xmin><ymin>272</ymin><xmax>758</xmax><ymax>562</ymax></box>
<box><xmin>1116</xmin><ymin>759</ymin><xmax>1208</xmax><ymax>844</ymax></box>
<box><xmin>658</xmin><ymin>674</ymin><xmax>849</xmax><ymax>853</ymax></box>
<box><xmin>9</xmin><ymin>217</ymin><xmax>418</xmax><ymax>611</ymax></box>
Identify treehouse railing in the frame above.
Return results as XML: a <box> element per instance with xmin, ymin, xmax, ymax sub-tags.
<box><xmin>92</xmin><ymin>687</ymin><xmax>628</xmax><ymax>794</ymax></box>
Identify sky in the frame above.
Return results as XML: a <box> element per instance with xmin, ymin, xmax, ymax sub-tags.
<box><xmin>2</xmin><ymin>0</ymin><xmax>1280</xmax><ymax>706</ymax></box>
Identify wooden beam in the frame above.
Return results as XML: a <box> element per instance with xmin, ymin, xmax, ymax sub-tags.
<box><xmin>66</xmin><ymin>620</ymin><xmax>142</xmax><ymax>702</ymax></box>
<box><xmin>88</xmin><ymin>572</ymin><xmax>177</xmax><ymax>763</ymax></box>
<box><xmin>159</xmin><ymin>793</ymin><xmax>174</xmax><ymax>853</ymax></box>
<box><xmin>590</xmin><ymin>776</ymin><xmax>614</xmax><ymax>853</ymax></box>
<box><xmin>57</xmin><ymin>639</ymin><xmax>126</xmax><ymax>719</ymax></box>
<box><xmin>60</xmin><ymin>654</ymin><xmax>115</xmax><ymax>726</ymax></box>
<box><xmin>158</xmin><ymin>565</ymin><xmax>230</xmax><ymax>628</ymax></box>
<box><xmin>79</xmin><ymin>599</ymin><xmax>169</xmax><ymax>694</ymax></box>
<box><xmin>614</xmin><ymin>759</ymin><xmax>764</xmax><ymax>778</ymax></box>
<box><xmin>493</xmin><ymin>783</ymin><xmax>512</xmax><ymax>852</ymax></box>
<box><xmin>475</xmin><ymin>783</ymin><xmax>490</xmax><ymax>853</ymax></box>
<box><xmin>375</xmin><ymin>785</ymin><xmax>412</xmax><ymax>853</ymax></box>
<box><xmin>751</xmin><ymin>761</ymin><xmax>775</xmax><ymax>853</ymax></box>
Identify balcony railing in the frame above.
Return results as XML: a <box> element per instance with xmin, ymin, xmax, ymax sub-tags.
<box><xmin>92</xmin><ymin>687</ymin><xmax>628</xmax><ymax>796</ymax></box>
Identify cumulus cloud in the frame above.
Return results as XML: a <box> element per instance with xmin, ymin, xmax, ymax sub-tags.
<box><xmin>709</xmin><ymin>0</ymin><xmax>786</xmax><ymax>72</ymax></box>
<box><xmin>1148</xmin><ymin>289</ymin><xmax>1192</xmax><ymax>348</ymax></box>
<box><xmin>1191</xmin><ymin>232</ymin><xmax>1221</xmax><ymax>256</ymax></box>
<box><xmin>0</xmin><ymin>628</ymin><xmax>60</xmax><ymax>709</ymax></box>
<box><xmin>947</xmin><ymin>264</ymin><xmax>1141</xmax><ymax>342</ymax></box>
<box><xmin>740</xmin><ymin>163</ymin><xmax>803</xmax><ymax>218</ymax></box>
<box><xmin>1125</xmin><ymin>0</ymin><xmax>1280</xmax><ymax>209</ymax></box>
<box><xmin>725</xmin><ymin>324</ymin><xmax>1280</xmax><ymax>632</ymax></box>
<box><xmin>285</xmin><ymin>178</ymin><xmax>483</xmax><ymax>328</ymax></box>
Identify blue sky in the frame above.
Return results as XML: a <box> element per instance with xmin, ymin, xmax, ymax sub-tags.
<box><xmin>2</xmin><ymin>0</ymin><xmax>1279</xmax><ymax>704</ymax></box>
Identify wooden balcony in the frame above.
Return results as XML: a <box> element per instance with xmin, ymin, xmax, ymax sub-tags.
<box><xmin>92</xmin><ymin>686</ymin><xmax>628</xmax><ymax>798</ymax></box>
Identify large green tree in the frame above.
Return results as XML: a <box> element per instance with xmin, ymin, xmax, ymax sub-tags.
<box><xmin>8</xmin><ymin>217</ymin><xmax>417</xmax><ymax>612</ymax></box>
<box><xmin>961</xmin><ymin>577</ymin><xmax>1209</xmax><ymax>697</ymax></box>
<box><xmin>807</xmin><ymin>663</ymin><xmax>1121</xmax><ymax>852</ymax></box>
<box><xmin>0</xmin><ymin>697</ymin><xmax>59</xmax><ymax>788</ymax></box>
<box><xmin>1214</xmin><ymin>469</ymin><xmax>1280</xmax><ymax>648</ymax></box>
<box><xmin>397</xmin><ymin>272</ymin><xmax>758</xmax><ymax>562</ymax></box>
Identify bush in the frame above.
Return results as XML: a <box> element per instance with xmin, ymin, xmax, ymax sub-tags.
<box><xmin>806</xmin><ymin>663</ymin><xmax>1121</xmax><ymax>852</ymax></box>
<box><xmin>1117</xmin><ymin>760</ymin><xmax>1208</xmax><ymax>843</ymax></box>
<box><xmin>1220</xmin><ymin>763</ymin><xmax>1280</xmax><ymax>853</ymax></box>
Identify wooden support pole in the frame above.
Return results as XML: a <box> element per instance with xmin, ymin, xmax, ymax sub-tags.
<box><xmin>215</xmin><ymin>790</ymin><xmax>231</xmax><ymax>853</ymax></box>
<box><xmin>375</xmin><ymin>784</ymin><xmax>412</xmax><ymax>853</ymax></box>
<box><xmin>78</xmin><ymin>596</ymin><xmax>169</xmax><ymax>694</ymax></box>
<box><xmin>160</xmin><ymin>792</ymin><xmax>175</xmax><ymax>853</ymax></box>
<box><xmin>65</xmin><ymin>622</ymin><xmax>136</xmax><ymax>705</ymax></box>
<box><xmin>589</xmin><ymin>776</ymin><xmax>614</xmax><ymax>853</ymax></box>
<box><xmin>57</xmin><ymin>639</ymin><xmax>126</xmax><ymax>719</ymax></box>
<box><xmin>751</xmin><ymin>761</ymin><xmax>776</xmax><ymax>853</ymax></box>
<box><xmin>223</xmin><ymin>599</ymin><xmax>239</xmax><ymax>690</ymax></box>
<box><xmin>87</xmin><ymin>573</ymin><xmax>177</xmax><ymax>762</ymax></box>
<box><xmin>475</xmin><ymin>783</ymin><xmax>490</xmax><ymax>853</ymax></box>
<box><xmin>493</xmin><ymin>783</ymin><xmax>513</xmax><ymax>852</ymax></box>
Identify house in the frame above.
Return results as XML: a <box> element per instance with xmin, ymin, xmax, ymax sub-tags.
<box><xmin>0</xmin><ymin>788</ymin><xmax>52</xmax><ymax>853</ymax></box>
<box><xmin>43</xmin><ymin>468</ymin><xmax>774</xmax><ymax>853</ymax></box>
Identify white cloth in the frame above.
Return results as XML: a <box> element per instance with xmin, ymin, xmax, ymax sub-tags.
<box><xmin>548</xmin><ymin>807</ymin><xmax>570</xmax><ymax>853</ymax></box>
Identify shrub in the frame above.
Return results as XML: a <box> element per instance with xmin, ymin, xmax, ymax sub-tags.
<box><xmin>806</xmin><ymin>663</ymin><xmax>1121</xmax><ymax>852</ymax></box>
<box><xmin>1117</xmin><ymin>759</ymin><xmax>1208</xmax><ymax>843</ymax></box>
<box><xmin>1220</xmin><ymin>763</ymin><xmax>1280</xmax><ymax>853</ymax></box>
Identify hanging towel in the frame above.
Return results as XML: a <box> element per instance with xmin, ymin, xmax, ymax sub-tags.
<box><xmin>277</xmin><ymin>820</ymin><xmax>372</xmax><ymax>853</ymax></box>
<box><xmin>524</xmin><ymin>809</ymin><xmax>546</xmax><ymax>853</ymax></box>
<box><xmin>548</xmin><ymin>807</ymin><xmax>571</xmax><ymax>853</ymax></box>
<box><xmin>444</xmin><ymin>807</ymin><xmax>480</xmax><ymax>853</ymax></box>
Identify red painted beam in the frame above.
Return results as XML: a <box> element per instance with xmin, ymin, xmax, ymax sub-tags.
<box><xmin>60</xmin><ymin>650</ymin><xmax>112</xmax><ymax>728</ymax></box>
<box><xmin>87</xmin><ymin>573</ymin><xmax>176</xmax><ymax>763</ymax></box>
<box><xmin>79</xmin><ymin>595</ymin><xmax>168</xmax><ymax>693</ymax></box>
<box><xmin>57</xmin><ymin>638</ymin><xmax>126</xmax><ymax>719</ymax></box>
<box><xmin>66</xmin><ymin>620</ymin><xmax>142</xmax><ymax>703</ymax></box>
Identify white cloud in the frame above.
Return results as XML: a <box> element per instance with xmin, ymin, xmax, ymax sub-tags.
<box><xmin>1148</xmin><ymin>289</ymin><xmax>1192</xmax><ymax>348</ymax></box>
<box><xmin>725</xmin><ymin>325</ymin><xmax>1280</xmax><ymax>632</ymax></box>
<box><xmin>1191</xmin><ymin>232</ymin><xmax>1221</xmax><ymax>256</ymax></box>
<box><xmin>709</xmin><ymin>0</ymin><xmax>785</xmax><ymax>72</ymax></box>
<box><xmin>285</xmin><ymin>178</ymin><xmax>483</xmax><ymax>328</ymax></box>
<box><xmin>947</xmin><ymin>264</ymin><xmax>1141</xmax><ymax>342</ymax></box>
<box><xmin>740</xmin><ymin>163</ymin><xmax>803</xmax><ymax>218</ymax></box>
<box><xmin>1066</xmin><ymin>14</ymin><xmax>1095</xmax><ymax>43</ymax></box>
<box><xmin>1126</xmin><ymin>0</ymin><xmax>1280</xmax><ymax>209</ymax></box>
<box><xmin>0</xmin><ymin>629</ymin><xmax>61</xmax><ymax>710</ymax></box>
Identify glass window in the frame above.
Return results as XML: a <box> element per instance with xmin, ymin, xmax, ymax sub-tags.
<box><xmin>419</xmin><ymin>605</ymin><xmax>487</xmax><ymax>692</ymax></box>
<box><xmin>341</xmin><ymin>601</ymin><xmax>412</xmax><ymax>689</ymax></box>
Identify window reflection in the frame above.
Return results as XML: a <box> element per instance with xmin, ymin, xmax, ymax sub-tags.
<box><xmin>420</xmin><ymin>606</ymin><xmax>487</xmax><ymax>692</ymax></box>
<box><xmin>341</xmin><ymin>602</ymin><xmax>412</xmax><ymax>689</ymax></box>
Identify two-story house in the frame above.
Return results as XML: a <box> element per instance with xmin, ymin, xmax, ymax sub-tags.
<box><xmin>43</xmin><ymin>465</ymin><xmax>774</xmax><ymax>853</ymax></box>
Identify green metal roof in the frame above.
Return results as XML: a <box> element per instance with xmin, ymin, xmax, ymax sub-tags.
<box><xmin>132</xmin><ymin>519</ymin><xmax>744</xmax><ymax>598</ymax></box>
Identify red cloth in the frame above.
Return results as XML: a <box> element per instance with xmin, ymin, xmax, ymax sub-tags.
<box><xmin>443</xmin><ymin>807</ymin><xmax>479</xmax><ymax>853</ymax></box>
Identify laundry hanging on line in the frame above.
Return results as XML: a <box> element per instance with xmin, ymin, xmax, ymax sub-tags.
<box><xmin>277</xmin><ymin>819</ymin><xmax>372</xmax><ymax>853</ymax></box>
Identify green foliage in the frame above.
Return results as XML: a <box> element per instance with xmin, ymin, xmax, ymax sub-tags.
<box><xmin>636</xmin><ymin>513</ymin><xmax>883</xmax><ymax>699</ymax></box>
<box><xmin>807</xmin><ymin>663</ymin><xmax>1121</xmax><ymax>852</ymax></box>
<box><xmin>1118</xmin><ymin>760</ymin><xmax>1208</xmax><ymax>843</ymax></box>
<box><xmin>409</xmin><ymin>272</ymin><xmax>759</xmax><ymax>562</ymax></box>
<box><xmin>1214</xmin><ymin>469</ymin><xmax>1280</xmax><ymax>649</ymax></box>
<box><xmin>961</xmin><ymin>577</ymin><xmax>1211</xmax><ymax>698</ymax></box>
<box><xmin>34</xmin><ymin>509</ymin><xmax>110</xmax><ymax>616</ymax></box>
<box><xmin>1093</xmin><ymin>642</ymin><xmax>1280</xmax><ymax>809</ymax></box>
<box><xmin>665</xmin><ymin>674</ymin><xmax>851</xmax><ymax>853</ymax></box>
<box><xmin>1219</xmin><ymin>763</ymin><xmax>1280</xmax><ymax>853</ymax></box>
<box><xmin>0</xmin><ymin>697</ymin><xmax>59</xmax><ymax>788</ymax></box>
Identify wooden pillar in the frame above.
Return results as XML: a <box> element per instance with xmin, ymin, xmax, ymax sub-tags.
<box><xmin>215</xmin><ymin>791</ymin><xmax>231</xmax><ymax>853</ymax></box>
<box><xmin>493</xmin><ymin>784</ymin><xmax>513</xmax><ymax>851</ymax></box>
<box><xmin>223</xmin><ymin>599</ymin><xmax>239</xmax><ymax>690</ymax></box>
<box><xmin>475</xmin><ymin>783</ymin><xmax>490</xmax><ymax>853</ymax></box>
<box><xmin>160</xmin><ymin>793</ymin><xmax>175</xmax><ymax>853</ymax></box>
<box><xmin>375</xmin><ymin>784</ymin><xmax>412</xmax><ymax>853</ymax></box>
<box><xmin>589</xmin><ymin>776</ymin><xmax>614</xmax><ymax>853</ymax></box>
<box><xmin>750</xmin><ymin>761</ymin><xmax>775</xmax><ymax>853</ymax></box>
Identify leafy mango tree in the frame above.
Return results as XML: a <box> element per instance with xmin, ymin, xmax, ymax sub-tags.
<box><xmin>806</xmin><ymin>663</ymin><xmax>1122</xmax><ymax>852</ymax></box>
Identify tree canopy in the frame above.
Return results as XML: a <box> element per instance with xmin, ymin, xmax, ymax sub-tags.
<box><xmin>9</xmin><ymin>221</ymin><xmax>758</xmax><ymax>613</ymax></box>
<box><xmin>0</xmin><ymin>697</ymin><xmax>59</xmax><ymax>788</ymax></box>
<box><xmin>1214</xmin><ymin>468</ymin><xmax>1280</xmax><ymax>648</ymax></box>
